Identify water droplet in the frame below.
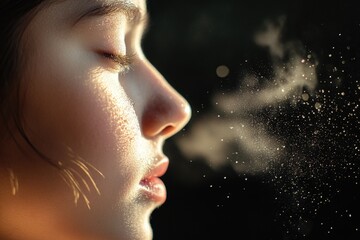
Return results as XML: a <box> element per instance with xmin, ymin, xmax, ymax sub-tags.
<box><xmin>216</xmin><ymin>65</ymin><xmax>230</xmax><ymax>78</ymax></box>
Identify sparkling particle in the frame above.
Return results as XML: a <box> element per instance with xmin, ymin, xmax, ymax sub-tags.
<box><xmin>302</xmin><ymin>93</ymin><xmax>310</xmax><ymax>101</ymax></box>
<box><xmin>315</xmin><ymin>102</ymin><xmax>322</xmax><ymax>110</ymax></box>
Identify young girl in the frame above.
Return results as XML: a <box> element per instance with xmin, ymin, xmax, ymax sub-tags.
<box><xmin>0</xmin><ymin>0</ymin><xmax>191</xmax><ymax>239</ymax></box>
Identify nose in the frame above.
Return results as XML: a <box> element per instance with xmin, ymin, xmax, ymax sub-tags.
<box><xmin>130</xmin><ymin>59</ymin><xmax>191</xmax><ymax>139</ymax></box>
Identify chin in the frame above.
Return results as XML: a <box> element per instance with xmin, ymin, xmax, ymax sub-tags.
<box><xmin>118</xmin><ymin>220</ymin><xmax>153</xmax><ymax>240</ymax></box>
<box><xmin>113</xmin><ymin>205</ymin><xmax>155</xmax><ymax>240</ymax></box>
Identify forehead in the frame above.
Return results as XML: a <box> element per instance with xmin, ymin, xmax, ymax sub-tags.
<box><xmin>35</xmin><ymin>0</ymin><xmax>147</xmax><ymax>28</ymax></box>
<box><xmin>76</xmin><ymin>0</ymin><xmax>146</xmax><ymax>12</ymax></box>
<box><xmin>81</xmin><ymin>0</ymin><xmax>147</xmax><ymax>22</ymax></box>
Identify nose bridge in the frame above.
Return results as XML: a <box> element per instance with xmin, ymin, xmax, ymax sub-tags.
<box><xmin>140</xmin><ymin>59</ymin><xmax>191</xmax><ymax>139</ymax></box>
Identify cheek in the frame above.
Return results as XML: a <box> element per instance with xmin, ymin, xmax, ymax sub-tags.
<box><xmin>22</xmin><ymin>49</ymin><xmax>143</xmax><ymax>192</ymax></box>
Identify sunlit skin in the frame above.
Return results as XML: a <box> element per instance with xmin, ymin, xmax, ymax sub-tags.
<box><xmin>0</xmin><ymin>0</ymin><xmax>191</xmax><ymax>239</ymax></box>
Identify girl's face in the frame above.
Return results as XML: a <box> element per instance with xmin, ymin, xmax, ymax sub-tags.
<box><xmin>0</xmin><ymin>0</ymin><xmax>190</xmax><ymax>239</ymax></box>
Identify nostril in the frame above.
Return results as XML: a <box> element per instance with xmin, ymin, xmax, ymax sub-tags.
<box><xmin>161</xmin><ymin>125</ymin><xmax>176</xmax><ymax>137</ymax></box>
<box><xmin>141</xmin><ymin>101</ymin><xmax>186</xmax><ymax>139</ymax></box>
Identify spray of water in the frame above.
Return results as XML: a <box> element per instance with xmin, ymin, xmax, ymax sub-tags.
<box><xmin>176</xmin><ymin>16</ymin><xmax>318</xmax><ymax>173</ymax></box>
<box><xmin>175</xmin><ymin>16</ymin><xmax>360</xmax><ymax>237</ymax></box>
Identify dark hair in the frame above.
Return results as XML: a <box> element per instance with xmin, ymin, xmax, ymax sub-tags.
<box><xmin>1</xmin><ymin>0</ymin><xmax>44</xmax><ymax>129</ymax></box>
<box><xmin>0</xmin><ymin>0</ymin><xmax>58</xmax><ymax>167</ymax></box>
<box><xmin>0</xmin><ymin>1</ymin><xmax>103</xmax><ymax>204</ymax></box>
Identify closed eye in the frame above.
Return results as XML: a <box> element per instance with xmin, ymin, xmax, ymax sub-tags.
<box><xmin>101</xmin><ymin>52</ymin><xmax>135</xmax><ymax>73</ymax></box>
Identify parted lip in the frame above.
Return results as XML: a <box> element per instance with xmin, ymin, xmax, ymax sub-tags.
<box><xmin>139</xmin><ymin>156</ymin><xmax>169</xmax><ymax>204</ymax></box>
<box><xmin>141</xmin><ymin>156</ymin><xmax>169</xmax><ymax>180</ymax></box>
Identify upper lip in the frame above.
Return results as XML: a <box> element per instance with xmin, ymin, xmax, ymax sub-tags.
<box><xmin>142</xmin><ymin>156</ymin><xmax>169</xmax><ymax>180</ymax></box>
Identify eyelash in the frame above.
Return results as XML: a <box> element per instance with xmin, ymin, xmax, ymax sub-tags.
<box><xmin>101</xmin><ymin>52</ymin><xmax>135</xmax><ymax>73</ymax></box>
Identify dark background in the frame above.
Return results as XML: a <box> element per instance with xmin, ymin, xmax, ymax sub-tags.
<box><xmin>144</xmin><ymin>0</ymin><xmax>360</xmax><ymax>239</ymax></box>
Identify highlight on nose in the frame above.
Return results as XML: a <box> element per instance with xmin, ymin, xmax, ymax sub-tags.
<box><xmin>141</xmin><ymin>93</ymin><xmax>191</xmax><ymax>139</ymax></box>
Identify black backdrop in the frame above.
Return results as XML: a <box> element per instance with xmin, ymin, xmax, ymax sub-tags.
<box><xmin>144</xmin><ymin>1</ymin><xmax>360</xmax><ymax>239</ymax></box>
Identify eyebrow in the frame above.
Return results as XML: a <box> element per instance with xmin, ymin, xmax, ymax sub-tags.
<box><xmin>75</xmin><ymin>1</ymin><xmax>149</xmax><ymax>26</ymax></box>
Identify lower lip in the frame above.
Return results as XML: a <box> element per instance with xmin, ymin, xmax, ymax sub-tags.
<box><xmin>139</xmin><ymin>177</ymin><xmax>167</xmax><ymax>204</ymax></box>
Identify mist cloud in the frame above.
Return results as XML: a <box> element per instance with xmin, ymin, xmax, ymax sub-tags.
<box><xmin>175</xmin><ymin>16</ymin><xmax>318</xmax><ymax>174</ymax></box>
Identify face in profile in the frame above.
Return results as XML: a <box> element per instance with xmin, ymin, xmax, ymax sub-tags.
<box><xmin>0</xmin><ymin>0</ymin><xmax>191</xmax><ymax>239</ymax></box>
